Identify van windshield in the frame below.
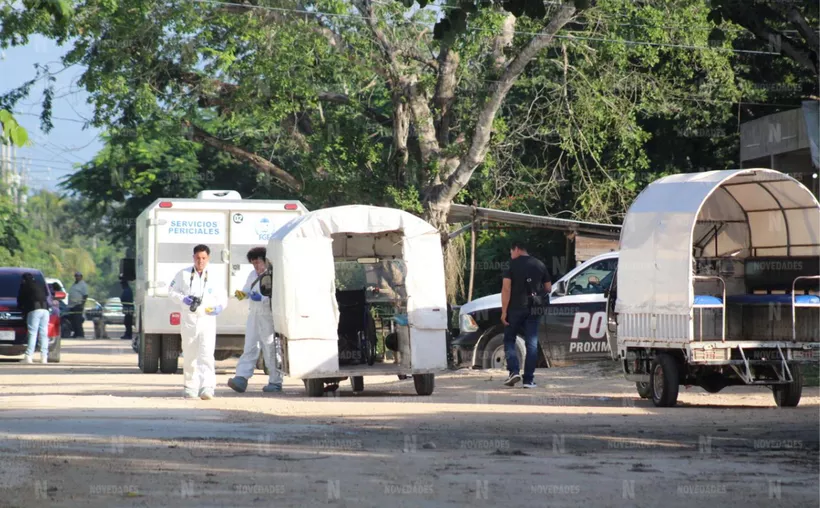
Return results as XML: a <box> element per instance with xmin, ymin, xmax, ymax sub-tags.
<box><xmin>0</xmin><ymin>272</ymin><xmax>46</xmax><ymax>298</ymax></box>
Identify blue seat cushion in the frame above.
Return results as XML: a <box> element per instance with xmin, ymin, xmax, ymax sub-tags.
<box><xmin>693</xmin><ymin>295</ymin><xmax>723</xmax><ymax>306</ymax></box>
<box><xmin>727</xmin><ymin>294</ymin><xmax>820</xmax><ymax>305</ymax></box>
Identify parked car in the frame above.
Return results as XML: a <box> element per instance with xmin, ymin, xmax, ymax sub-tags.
<box><xmin>102</xmin><ymin>297</ymin><xmax>125</xmax><ymax>325</ymax></box>
<box><xmin>46</xmin><ymin>278</ymin><xmax>68</xmax><ymax>306</ymax></box>
<box><xmin>0</xmin><ymin>268</ymin><xmax>63</xmax><ymax>362</ymax></box>
<box><xmin>451</xmin><ymin>251</ymin><xmax>618</xmax><ymax>370</ymax></box>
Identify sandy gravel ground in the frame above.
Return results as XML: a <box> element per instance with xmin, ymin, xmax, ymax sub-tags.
<box><xmin>1</xmin><ymin>326</ymin><xmax>818</xmax><ymax>508</ymax></box>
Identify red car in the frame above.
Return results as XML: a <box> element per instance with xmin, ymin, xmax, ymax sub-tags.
<box><xmin>0</xmin><ymin>268</ymin><xmax>63</xmax><ymax>362</ymax></box>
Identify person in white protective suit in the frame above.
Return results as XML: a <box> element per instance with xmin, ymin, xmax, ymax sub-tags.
<box><xmin>168</xmin><ymin>244</ymin><xmax>227</xmax><ymax>400</ymax></box>
<box><xmin>227</xmin><ymin>247</ymin><xmax>284</xmax><ymax>393</ymax></box>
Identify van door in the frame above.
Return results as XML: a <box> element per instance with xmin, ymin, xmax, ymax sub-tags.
<box><xmin>228</xmin><ymin>210</ymin><xmax>301</xmax><ymax>295</ymax></box>
<box><xmin>541</xmin><ymin>257</ymin><xmax>617</xmax><ymax>362</ymax></box>
<box><xmin>153</xmin><ymin>210</ymin><xmax>230</xmax><ymax>298</ymax></box>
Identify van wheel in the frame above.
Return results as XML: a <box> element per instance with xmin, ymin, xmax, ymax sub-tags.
<box><xmin>351</xmin><ymin>376</ymin><xmax>364</xmax><ymax>392</ymax></box>
<box><xmin>214</xmin><ymin>350</ymin><xmax>233</xmax><ymax>361</ymax></box>
<box><xmin>650</xmin><ymin>354</ymin><xmax>679</xmax><ymax>407</ymax></box>
<box><xmin>304</xmin><ymin>379</ymin><xmax>325</xmax><ymax>397</ymax></box>
<box><xmin>160</xmin><ymin>335</ymin><xmax>180</xmax><ymax>374</ymax></box>
<box><xmin>140</xmin><ymin>334</ymin><xmax>160</xmax><ymax>373</ymax></box>
<box><xmin>481</xmin><ymin>333</ymin><xmax>526</xmax><ymax>371</ymax></box>
<box><xmin>413</xmin><ymin>374</ymin><xmax>435</xmax><ymax>396</ymax></box>
<box><xmin>773</xmin><ymin>364</ymin><xmax>802</xmax><ymax>407</ymax></box>
<box><xmin>635</xmin><ymin>382</ymin><xmax>651</xmax><ymax>398</ymax></box>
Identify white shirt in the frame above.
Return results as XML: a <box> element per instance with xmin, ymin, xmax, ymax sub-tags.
<box><xmin>169</xmin><ymin>266</ymin><xmax>227</xmax><ymax>316</ymax></box>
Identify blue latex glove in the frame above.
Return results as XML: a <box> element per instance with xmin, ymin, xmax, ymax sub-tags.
<box><xmin>183</xmin><ymin>296</ymin><xmax>194</xmax><ymax>306</ymax></box>
<box><xmin>205</xmin><ymin>305</ymin><xmax>223</xmax><ymax>316</ymax></box>
<box><xmin>250</xmin><ymin>292</ymin><xmax>263</xmax><ymax>302</ymax></box>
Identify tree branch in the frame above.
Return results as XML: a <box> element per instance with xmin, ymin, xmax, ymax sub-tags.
<box><xmin>491</xmin><ymin>14</ymin><xmax>516</xmax><ymax>72</ymax></box>
<box><xmin>187</xmin><ymin>123</ymin><xmax>303</xmax><ymax>192</ymax></box>
<box><xmin>441</xmin><ymin>4</ymin><xmax>577</xmax><ymax>203</ymax></box>
<box><xmin>434</xmin><ymin>47</ymin><xmax>459</xmax><ymax>148</ymax></box>
<box><xmin>787</xmin><ymin>7</ymin><xmax>820</xmax><ymax>56</ymax></box>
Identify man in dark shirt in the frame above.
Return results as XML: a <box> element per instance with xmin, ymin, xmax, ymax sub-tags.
<box><xmin>120</xmin><ymin>279</ymin><xmax>134</xmax><ymax>341</ymax></box>
<box><xmin>501</xmin><ymin>240</ymin><xmax>551</xmax><ymax>388</ymax></box>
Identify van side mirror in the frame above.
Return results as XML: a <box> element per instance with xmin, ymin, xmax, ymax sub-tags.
<box><xmin>553</xmin><ymin>280</ymin><xmax>567</xmax><ymax>296</ymax></box>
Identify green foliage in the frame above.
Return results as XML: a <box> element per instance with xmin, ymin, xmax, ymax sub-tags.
<box><xmin>0</xmin><ymin>110</ymin><xmax>30</xmax><ymax>146</ymax></box>
<box><xmin>0</xmin><ymin>190</ymin><xmax>122</xmax><ymax>299</ymax></box>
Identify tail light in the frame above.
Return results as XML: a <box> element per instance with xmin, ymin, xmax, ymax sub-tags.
<box><xmin>284</xmin><ymin>203</ymin><xmax>298</xmax><ymax>210</ymax></box>
<box><xmin>159</xmin><ymin>201</ymin><xmax>173</xmax><ymax>208</ymax></box>
<box><xmin>0</xmin><ymin>306</ymin><xmax>8</xmax><ymax>311</ymax></box>
<box><xmin>48</xmin><ymin>314</ymin><xmax>59</xmax><ymax>338</ymax></box>
<box><xmin>170</xmin><ymin>312</ymin><xmax>181</xmax><ymax>325</ymax></box>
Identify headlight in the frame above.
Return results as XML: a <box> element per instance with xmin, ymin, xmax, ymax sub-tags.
<box><xmin>459</xmin><ymin>313</ymin><xmax>479</xmax><ymax>333</ymax></box>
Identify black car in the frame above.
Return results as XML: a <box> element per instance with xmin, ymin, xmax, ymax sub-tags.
<box><xmin>0</xmin><ymin>268</ymin><xmax>63</xmax><ymax>362</ymax></box>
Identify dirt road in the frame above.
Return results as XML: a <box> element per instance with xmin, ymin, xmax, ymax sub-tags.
<box><xmin>1</xmin><ymin>334</ymin><xmax>818</xmax><ymax>508</ymax></box>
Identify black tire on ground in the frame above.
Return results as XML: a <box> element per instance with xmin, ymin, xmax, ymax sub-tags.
<box><xmin>773</xmin><ymin>363</ymin><xmax>803</xmax><ymax>407</ymax></box>
<box><xmin>60</xmin><ymin>318</ymin><xmax>72</xmax><ymax>338</ymax></box>
<box><xmin>140</xmin><ymin>334</ymin><xmax>160</xmax><ymax>373</ymax></box>
<box><xmin>256</xmin><ymin>354</ymin><xmax>270</xmax><ymax>375</ymax></box>
<box><xmin>650</xmin><ymin>353</ymin><xmax>679</xmax><ymax>407</ymax></box>
<box><xmin>304</xmin><ymin>379</ymin><xmax>325</xmax><ymax>397</ymax></box>
<box><xmin>413</xmin><ymin>373</ymin><xmax>435</xmax><ymax>396</ymax></box>
<box><xmin>160</xmin><ymin>334</ymin><xmax>180</xmax><ymax>374</ymax></box>
<box><xmin>213</xmin><ymin>350</ymin><xmax>233</xmax><ymax>361</ymax></box>
<box><xmin>635</xmin><ymin>382</ymin><xmax>651</xmax><ymax>398</ymax></box>
<box><xmin>481</xmin><ymin>333</ymin><xmax>526</xmax><ymax>371</ymax></box>
<box><xmin>351</xmin><ymin>376</ymin><xmax>364</xmax><ymax>392</ymax></box>
<box><xmin>48</xmin><ymin>336</ymin><xmax>61</xmax><ymax>363</ymax></box>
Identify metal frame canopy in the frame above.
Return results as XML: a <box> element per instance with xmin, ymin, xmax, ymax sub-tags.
<box><xmin>267</xmin><ymin>205</ymin><xmax>448</xmax><ymax>343</ymax></box>
<box><xmin>447</xmin><ymin>204</ymin><xmax>621</xmax><ymax>239</ymax></box>
<box><xmin>616</xmin><ymin>168</ymin><xmax>820</xmax><ymax>339</ymax></box>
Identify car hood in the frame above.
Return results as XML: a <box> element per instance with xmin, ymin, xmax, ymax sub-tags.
<box><xmin>0</xmin><ymin>297</ymin><xmax>19</xmax><ymax>310</ymax></box>
<box><xmin>459</xmin><ymin>293</ymin><xmax>501</xmax><ymax>316</ymax></box>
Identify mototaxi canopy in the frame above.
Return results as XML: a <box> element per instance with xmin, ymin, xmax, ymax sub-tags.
<box><xmin>266</xmin><ymin>205</ymin><xmax>448</xmax><ymax>342</ymax></box>
<box><xmin>616</xmin><ymin>169</ymin><xmax>820</xmax><ymax>338</ymax></box>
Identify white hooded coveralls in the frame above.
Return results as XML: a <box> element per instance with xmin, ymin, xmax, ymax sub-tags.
<box><xmin>169</xmin><ymin>266</ymin><xmax>228</xmax><ymax>394</ymax></box>
<box><xmin>235</xmin><ymin>269</ymin><xmax>283</xmax><ymax>384</ymax></box>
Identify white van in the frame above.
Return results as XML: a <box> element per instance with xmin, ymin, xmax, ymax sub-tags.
<box><xmin>127</xmin><ymin>190</ymin><xmax>308</xmax><ymax>373</ymax></box>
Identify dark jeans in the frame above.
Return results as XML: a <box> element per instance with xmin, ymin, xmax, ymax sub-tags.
<box><xmin>70</xmin><ymin>304</ymin><xmax>85</xmax><ymax>338</ymax></box>
<box><xmin>124</xmin><ymin>311</ymin><xmax>133</xmax><ymax>338</ymax></box>
<box><xmin>504</xmin><ymin>307</ymin><xmax>540</xmax><ymax>384</ymax></box>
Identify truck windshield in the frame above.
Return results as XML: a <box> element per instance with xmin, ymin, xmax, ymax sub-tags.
<box><xmin>0</xmin><ymin>272</ymin><xmax>47</xmax><ymax>298</ymax></box>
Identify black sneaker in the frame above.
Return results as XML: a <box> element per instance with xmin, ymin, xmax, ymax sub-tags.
<box><xmin>503</xmin><ymin>374</ymin><xmax>522</xmax><ymax>387</ymax></box>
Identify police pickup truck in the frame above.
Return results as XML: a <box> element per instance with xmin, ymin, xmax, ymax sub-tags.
<box><xmin>452</xmin><ymin>252</ymin><xmax>618</xmax><ymax>369</ymax></box>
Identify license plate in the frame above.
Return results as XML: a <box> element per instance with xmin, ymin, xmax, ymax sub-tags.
<box><xmin>0</xmin><ymin>330</ymin><xmax>15</xmax><ymax>341</ymax></box>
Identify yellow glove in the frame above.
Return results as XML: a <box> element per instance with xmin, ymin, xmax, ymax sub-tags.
<box><xmin>234</xmin><ymin>290</ymin><xmax>247</xmax><ymax>301</ymax></box>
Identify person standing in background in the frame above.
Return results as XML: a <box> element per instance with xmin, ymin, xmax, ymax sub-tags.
<box><xmin>120</xmin><ymin>279</ymin><xmax>134</xmax><ymax>341</ymax></box>
<box><xmin>68</xmin><ymin>272</ymin><xmax>89</xmax><ymax>338</ymax></box>
<box><xmin>18</xmin><ymin>273</ymin><xmax>50</xmax><ymax>364</ymax></box>
<box><xmin>500</xmin><ymin>240</ymin><xmax>551</xmax><ymax>389</ymax></box>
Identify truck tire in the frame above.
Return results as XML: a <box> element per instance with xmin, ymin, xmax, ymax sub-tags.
<box><xmin>93</xmin><ymin>319</ymin><xmax>105</xmax><ymax>339</ymax></box>
<box><xmin>481</xmin><ymin>333</ymin><xmax>526</xmax><ymax>371</ymax></box>
<box><xmin>413</xmin><ymin>373</ymin><xmax>435</xmax><ymax>396</ymax></box>
<box><xmin>773</xmin><ymin>364</ymin><xmax>802</xmax><ymax>407</ymax></box>
<box><xmin>48</xmin><ymin>337</ymin><xmax>61</xmax><ymax>363</ymax></box>
<box><xmin>635</xmin><ymin>382</ymin><xmax>651</xmax><ymax>398</ymax></box>
<box><xmin>214</xmin><ymin>350</ymin><xmax>233</xmax><ymax>361</ymax></box>
<box><xmin>140</xmin><ymin>334</ymin><xmax>160</xmax><ymax>373</ymax></box>
<box><xmin>304</xmin><ymin>379</ymin><xmax>325</xmax><ymax>397</ymax></box>
<box><xmin>160</xmin><ymin>335</ymin><xmax>180</xmax><ymax>374</ymax></box>
<box><xmin>256</xmin><ymin>354</ymin><xmax>270</xmax><ymax>375</ymax></box>
<box><xmin>350</xmin><ymin>376</ymin><xmax>364</xmax><ymax>392</ymax></box>
<box><xmin>650</xmin><ymin>354</ymin><xmax>679</xmax><ymax>407</ymax></box>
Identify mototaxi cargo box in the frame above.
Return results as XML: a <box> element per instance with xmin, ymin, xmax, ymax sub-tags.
<box><xmin>267</xmin><ymin>205</ymin><xmax>449</xmax><ymax>396</ymax></box>
<box><xmin>606</xmin><ymin>168</ymin><xmax>820</xmax><ymax>407</ymax></box>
